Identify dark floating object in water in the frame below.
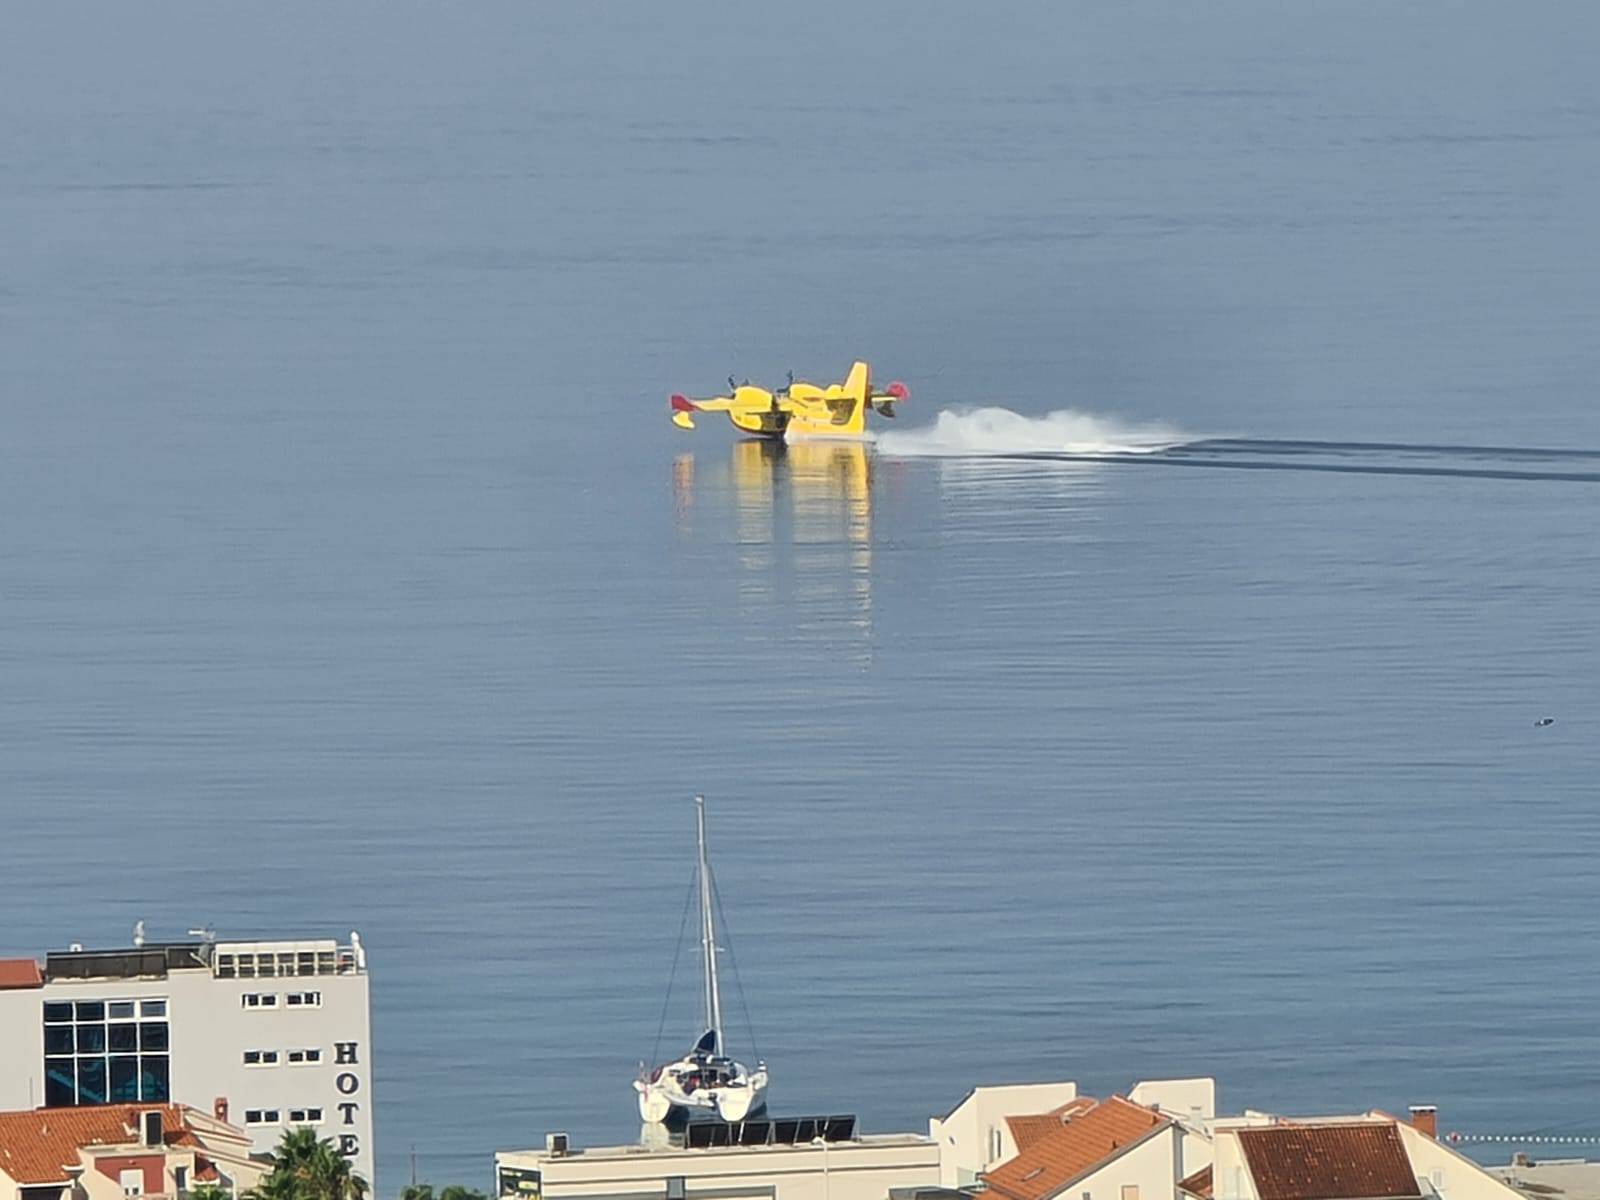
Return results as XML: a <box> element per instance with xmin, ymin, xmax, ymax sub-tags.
<box><xmin>1534</xmin><ymin>717</ymin><xmax>1555</xmax><ymax>727</ymax></box>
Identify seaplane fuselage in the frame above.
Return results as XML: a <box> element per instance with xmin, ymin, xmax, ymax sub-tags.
<box><xmin>671</xmin><ymin>361</ymin><xmax>908</xmax><ymax>440</ymax></box>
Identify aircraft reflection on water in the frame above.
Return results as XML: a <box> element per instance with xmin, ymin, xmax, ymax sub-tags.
<box><xmin>672</xmin><ymin>440</ymin><xmax>874</xmax><ymax>651</ymax></box>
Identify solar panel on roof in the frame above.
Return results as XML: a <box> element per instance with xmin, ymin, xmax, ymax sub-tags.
<box><xmin>680</xmin><ymin>1116</ymin><xmax>858</xmax><ymax>1148</ymax></box>
<box><xmin>824</xmin><ymin>1116</ymin><xmax>856</xmax><ymax>1142</ymax></box>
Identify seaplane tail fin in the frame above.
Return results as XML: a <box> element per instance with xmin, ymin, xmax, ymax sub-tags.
<box><xmin>842</xmin><ymin>361</ymin><xmax>871</xmax><ymax>402</ymax></box>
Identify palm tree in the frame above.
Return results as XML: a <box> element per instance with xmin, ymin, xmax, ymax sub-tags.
<box><xmin>248</xmin><ymin>1127</ymin><xmax>369</xmax><ymax>1200</ymax></box>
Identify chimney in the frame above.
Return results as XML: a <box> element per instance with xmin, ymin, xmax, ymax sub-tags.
<box><xmin>214</xmin><ymin>1097</ymin><xmax>229</xmax><ymax>1123</ymax></box>
<box><xmin>1409</xmin><ymin>1106</ymin><xmax>1438</xmax><ymax>1139</ymax></box>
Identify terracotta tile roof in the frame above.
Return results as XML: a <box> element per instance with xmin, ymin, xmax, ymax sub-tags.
<box><xmin>1008</xmin><ymin>1098</ymin><xmax>1099</xmax><ymax>1152</ymax></box>
<box><xmin>1238</xmin><ymin>1123</ymin><xmax>1422</xmax><ymax>1200</ymax></box>
<box><xmin>985</xmin><ymin>1097</ymin><xmax>1170</xmax><ymax>1200</ymax></box>
<box><xmin>1181</xmin><ymin>1166</ymin><xmax>1214</xmax><ymax>1198</ymax></box>
<box><xmin>0</xmin><ymin>1105</ymin><xmax>199</xmax><ymax>1185</ymax></box>
<box><xmin>0</xmin><ymin>959</ymin><xmax>43</xmax><ymax>990</ymax></box>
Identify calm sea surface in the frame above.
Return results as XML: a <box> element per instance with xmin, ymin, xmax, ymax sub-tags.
<box><xmin>4</xmin><ymin>0</ymin><xmax>1600</xmax><ymax>1188</ymax></box>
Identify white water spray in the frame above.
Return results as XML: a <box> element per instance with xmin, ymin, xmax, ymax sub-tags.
<box><xmin>875</xmin><ymin>407</ymin><xmax>1195</xmax><ymax>457</ymax></box>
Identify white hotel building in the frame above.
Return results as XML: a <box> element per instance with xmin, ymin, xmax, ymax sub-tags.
<box><xmin>0</xmin><ymin>932</ymin><xmax>374</xmax><ymax>1186</ymax></box>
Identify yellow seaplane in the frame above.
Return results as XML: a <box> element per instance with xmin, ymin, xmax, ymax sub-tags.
<box><xmin>670</xmin><ymin>361</ymin><xmax>908</xmax><ymax>439</ymax></box>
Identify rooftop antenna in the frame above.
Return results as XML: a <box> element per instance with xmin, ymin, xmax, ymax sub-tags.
<box><xmin>133</xmin><ymin>921</ymin><xmax>146</xmax><ymax>948</ymax></box>
<box><xmin>187</xmin><ymin>927</ymin><xmax>216</xmax><ymax>943</ymax></box>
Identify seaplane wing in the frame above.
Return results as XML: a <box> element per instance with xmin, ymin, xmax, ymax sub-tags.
<box><xmin>670</xmin><ymin>362</ymin><xmax>908</xmax><ymax>439</ymax></box>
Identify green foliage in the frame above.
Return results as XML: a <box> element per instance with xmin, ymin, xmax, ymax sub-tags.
<box><xmin>399</xmin><ymin>1184</ymin><xmax>487</xmax><ymax>1200</ymax></box>
<box><xmin>246</xmin><ymin>1127</ymin><xmax>370</xmax><ymax>1200</ymax></box>
<box><xmin>190</xmin><ymin>1186</ymin><xmax>233</xmax><ymax>1200</ymax></box>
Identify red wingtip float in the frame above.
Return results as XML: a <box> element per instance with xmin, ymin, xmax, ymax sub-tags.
<box><xmin>670</xmin><ymin>393</ymin><xmax>699</xmax><ymax>429</ymax></box>
<box><xmin>667</xmin><ymin>361</ymin><xmax>908</xmax><ymax>439</ymax></box>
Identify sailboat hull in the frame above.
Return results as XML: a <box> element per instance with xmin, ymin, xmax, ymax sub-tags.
<box><xmin>634</xmin><ymin>1059</ymin><xmax>769</xmax><ymax>1124</ymax></box>
<box><xmin>634</xmin><ymin>1084</ymin><xmax>769</xmax><ymax>1125</ymax></box>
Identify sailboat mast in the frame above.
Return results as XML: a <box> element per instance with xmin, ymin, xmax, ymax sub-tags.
<box><xmin>695</xmin><ymin>795</ymin><xmax>724</xmax><ymax>1051</ymax></box>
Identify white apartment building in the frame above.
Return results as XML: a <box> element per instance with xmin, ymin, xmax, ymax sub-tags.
<box><xmin>496</xmin><ymin>1120</ymin><xmax>941</xmax><ymax>1200</ymax></box>
<box><xmin>931</xmin><ymin>1078</ymin><xmax>1216</xmax><ymax>1190</ymax></box>
<box><xmin>1209</xmin><ymin>1108</ymin><xmax>1525</xmax><ymax>1200</ymax></box>
<box><xmin>0</xmin><ymin>932</ymin><xmax>374</xmax><ymax>1186</ymax></box>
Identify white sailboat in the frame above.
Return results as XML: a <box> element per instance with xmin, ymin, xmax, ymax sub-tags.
<box><xmin>634</xmin><ymin>797</ymin><xmax>769</xmax><ymax>1124</ymax></box>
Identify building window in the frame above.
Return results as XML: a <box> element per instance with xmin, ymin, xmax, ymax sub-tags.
<box><xmin>666</xmin><ymin>1178</ymin><xmax>686</xmax><ymax>1200</ymax></box>
<box><xmin>175</xmin><ymin>1168</ymin><xmax>188</xmax><ymax>1193</ymax></box>
<box><xmin>41</xmin><ymin>998</ymin><xmax>169</xmax><ymax>1106</ymax></box>
<box><xmin>288</xmin><ymin>1108</ymin><xmax>324</xmax><ymax>1124</ymax></box>
<box><xmin>285</xmin><ymin>991</ymin><xmax>322</xmax><ymax>1008</ymax></box>
<box><xmin>244</xmin><ymin>1050</ymin><xmax>280</xmax><ymax>1066</ymax></box>
<box><xmin>244</xmin><ymin>1110</ymin><xmax>282</xmax><ymax>1126</ymax></box>
<box><xmin>288</xmin><ymin>1048</ymin><xmax>323</xmax><ymax>1065</ymax></box>
<box><xmin>1122</xmin><ymin>1188</ymin><xmax>1140</xmax><ymax>1200</ymax></box>
<box><xmin>120</xmin><ymin>1168</ymin><xmax>145</xmax><ymax>1197</ymax></box>
<box><xmin>242</xmin><ymin>993</ymin><xmax>279</xmax><ymax>1009</ymax></box>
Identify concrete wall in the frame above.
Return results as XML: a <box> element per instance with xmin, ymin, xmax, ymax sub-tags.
<box><xmin>929</xmin><ymin>1082</ymin><xmax>1080</xmax><ymax>1187</ymax></box>
<box><xmin>498</xmin><ymin>1137</ymin><xmax>941</xmax><ymax>1200</ymax></box>
<box><xmin>1129</xmin><ymin>1081</ymin><xmax>1216</xmax><ymax>1125</ymax></box>
<box><xmin>1210</xmin><ymin>1129</ymin><xmax>1261</xmax><ymax>1200</ymax></box>
<box><xmin>1068</xmin><ymin>1128</ymin><xmax>1186</xmax><ymax>1200</ymax></box>
<box><xmin>1394</xmin><ymin>1123</ymin><xmax>1526</xmax><ymax>1200</ymax></box>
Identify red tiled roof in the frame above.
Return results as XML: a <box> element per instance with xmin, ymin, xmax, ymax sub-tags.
<box><xmin>0</xmin><ymin>1105</ymin><xmax>199</xmax><ymax>1185</ymax></box>
<box><xmin>1007</xmin><ymin>1098</ymin><xmax>1100</xmax><ymax>1152</ymax></box>
<box><xmin>1238</xmin><ymin>1123</ymin><xmax>1422</xmax><ymax>1200</ymax></box>
<box><xmin>0</xmin><ymin>959</ymin><xmax>43</xmax><ymax>990</ymax></box>
<box><xmin>985</xmin><ymin>1097</ymin><xmax>1170</xmax><ymax>1200</ymax></box>
<box><xmin>1181</xmin><ymin>1166</ymin><xmax>1214</xmax><ymax>1198</ymax></box>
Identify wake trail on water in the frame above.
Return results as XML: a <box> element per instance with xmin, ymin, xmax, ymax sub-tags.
<box><xmin>874</xmin><ymin>407</ymin><xmax>1197</xmax><ymax>457</ymax></box>
<box><xmin>868</xmin><ymin>410</ymin><xmax>1600</xmax><ymax>482</ymax></box>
